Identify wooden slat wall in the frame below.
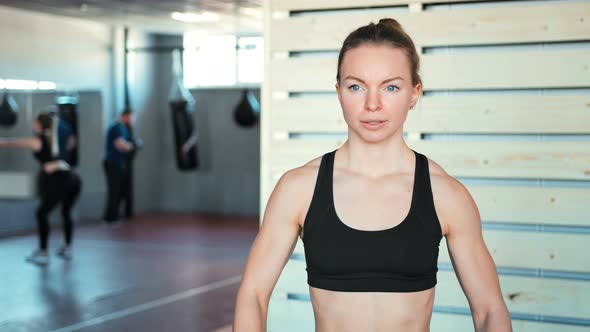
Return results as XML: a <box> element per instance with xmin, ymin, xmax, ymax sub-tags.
<box><xmin>271</xmin><ymin>2</ymin><xmax>590</xmax><ymax>51</ymax></box>
<box><xmin>273</xmin><ymin>95</ymin><xmax>590</xmax><ymax>133</ymax></box>
<box><xmin>275</xmin><ymin>260</ymin><xmax>590</xmax><ymax>319</ymax></box>
<box><xmin>262</xmin><ymin>0</ymin><xmax>590</xmax><ymax>330</ymax></box>
<box><xmin>270</xmin><ymin>50</ymin><xmax>590</xmax><ymax>91</ymax></box>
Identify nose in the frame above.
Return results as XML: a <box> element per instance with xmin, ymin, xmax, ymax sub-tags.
<box><xmin>364</xmin><ymin>89</ymin><xmax>382</xmax><ymax>112</ymax></box>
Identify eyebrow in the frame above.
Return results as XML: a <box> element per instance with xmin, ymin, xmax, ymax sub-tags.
<box><xmin>343</xmin><ymin>76</ymin><xmax>404</xmax><ymax>84</ymax></box>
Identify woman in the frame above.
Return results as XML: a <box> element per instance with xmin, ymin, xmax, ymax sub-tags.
<box><xmin>233</xmin><ymin>19</ymin><xmax>512</xmax><ymax>331</ymax></box>
<box><xmin>0</xmin><ymin>111</ymin><xmax>81</xmax><ymax>265</ymax></box>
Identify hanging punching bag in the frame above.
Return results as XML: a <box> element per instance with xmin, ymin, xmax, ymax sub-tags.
<box><xmin>169</xmin><ymin>49</ymin><xmax>199</xmax><ymax>170</ymax></box>
<box><xmin>56</xmin><ymin>92</ymin><xmax>79</xmax><ymax>166</ymax></box>
<box><xmin>233</xmin><ymin>89</ymin><xmax>260</xmax><ymax>128</ymax></box>
<box><xmin>0</xmin><ymin>92</ymin><xmax>18</xmax><ymax>127</ymax></box>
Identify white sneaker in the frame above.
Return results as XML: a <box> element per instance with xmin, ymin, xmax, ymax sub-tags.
<box><xmin>26</xmin><ymin>250</ymin><xmax>49</xmax><ymax>265</ymax></box>
<box><xmin>56</xmin><ymin>245</ymin><xmax>72</xmax><ymax>260</ymax></box>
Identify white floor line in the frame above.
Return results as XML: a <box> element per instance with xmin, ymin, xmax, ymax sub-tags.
<box><xmin>50</xmin><ymin>275</ymin><xmax>242</xmax><ymax>332</ymax></box>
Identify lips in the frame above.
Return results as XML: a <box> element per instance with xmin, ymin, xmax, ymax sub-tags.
<box><xmin>361</xmin><ymin>120</ymin><xmax>387</xmax><ymax>130</ymax></box>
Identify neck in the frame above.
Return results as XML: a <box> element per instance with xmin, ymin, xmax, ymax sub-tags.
<box><xmin>338</xmin><ymin>130</ymin><xmax>413</xmax><ymax>178</ymax></box>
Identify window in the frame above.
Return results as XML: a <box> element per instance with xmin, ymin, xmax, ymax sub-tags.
<box><xmin>183</xmin><ymin>33</ymin><xmax>263</xmax><ymax>87</ymax></box>
<box><xmin>237</xmin><ymin>37</ymin><xmax>264</xmax><ymax>83</ymax></box>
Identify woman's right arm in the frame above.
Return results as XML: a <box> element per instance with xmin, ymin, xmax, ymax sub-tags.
<box><xmin>233</xmin><ymin>167</ymin><xmax>310</xmax><ymax>331</ymax></box>
<box><xmin>0</xmin><ymin>137</ymin><xmax>40</xmax><ymax>150</ymax></box>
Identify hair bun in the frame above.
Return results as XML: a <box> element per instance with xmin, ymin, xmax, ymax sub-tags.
<box><xmin>378</xmin><ymin>18</ymin><xmax>402</xmax><ymax>29</ymax></box>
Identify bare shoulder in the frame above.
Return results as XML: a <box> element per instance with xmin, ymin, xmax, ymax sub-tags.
<box><xmin>425</xmin><ymin>156</ymin><xmax>481</xmax><ymax>237</ymax></box>
<box><xmin>270</xmin><ymin>155</ymin><xmax>323</xmax><ymax>231</ymax></box>
<box><xmin>276</xmin><ymin>155</ymin><xmax>321</xmax><ymax>189</ymax></box>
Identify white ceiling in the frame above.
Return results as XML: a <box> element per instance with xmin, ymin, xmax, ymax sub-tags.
<box><xmin>0</xmin><ymin>0</ymin><xmax>263</xmax><ymax>35</ymax></box>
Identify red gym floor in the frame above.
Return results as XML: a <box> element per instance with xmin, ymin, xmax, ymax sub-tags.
<box><xmin>0</xmin><ymin>214</ymin><xmax>259</xmax><ymax>332</ymax></box>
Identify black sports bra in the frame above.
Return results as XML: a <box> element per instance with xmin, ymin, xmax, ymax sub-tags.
<box><xmin>33</xmin><ymin>134</ymin><xmax>57</xmax><ymax>164</ymax></box>
<box><xmin>302</xmin><ymin>149</ymin><xmax>443</xmax><ymax>292</ymax></box>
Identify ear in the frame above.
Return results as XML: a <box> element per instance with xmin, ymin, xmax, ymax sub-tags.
<box><xmin>335</xmin><ymin>82</ymin><xmax>342</xmax><ymax>104</ymax></box>
<box><xmin>410</xmin><ymin>82</ymin><xmax>422</xmax><ymax>110</ymax></box>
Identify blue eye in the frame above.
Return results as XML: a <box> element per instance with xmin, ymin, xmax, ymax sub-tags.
<box><xmin>386</xmin><ymin>85</ymin><xmax>398</xmax><ymax>92</ymax></box>
<box><xmin>349</xmin><ymin>84</ymin><xmax>361</xmax><ymax>92</ymax></box>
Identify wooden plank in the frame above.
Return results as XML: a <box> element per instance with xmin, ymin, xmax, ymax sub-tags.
<box><xmin>289</xmin><ymin>227</ymin><xmax>590</xmax><ymax>272</ymax></box>
<box><xmin>269</xmin><ymin>50</ymin><xmax>590</xmax><ymax>92</ymax></box>
<box><xmin>441</xmin><ymin>231</ymin><xmax>590</xmax><ymax>273</ymax></box>
<box><xmin>467</xmin><ymin>186</ymin><xmax>590</xmax><ymax>227</ymax></box>
<box><xmin>436</xmin><ymin>271</ymin><xmax>590</xmax><ymax>319</ymax></box>
<box><xmin>272</xmin><ymin>0</ymin><xmax>495</xmax><ymax>12</ymax></box>
<box><xmin>269</xmin><ymin>140</ymin><xmax>590</xmax><ymax>180</ymax></box>
<box><xmin>274</xmin><ymin>260</ymin><xmax>590</xmax><ymax>319</ymax></box>
<box><xmin>271</xmin><ymin>95</ymin><xmax>590</xmax><ymax>134</ymax></box>
<box><xmin>270</xmin><ymin>2</ymin><xmax>590</xmax><ymax>51</ymax></box>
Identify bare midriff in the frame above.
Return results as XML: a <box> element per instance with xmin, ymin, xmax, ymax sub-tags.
<box><xmin>309</xmin><ymin>286</ymin><xmax>436</xmax><ymax>332</ymax></box>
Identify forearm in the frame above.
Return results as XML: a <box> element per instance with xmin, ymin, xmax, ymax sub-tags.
<box><xmin>233</xmin><ymin>289</ymin><xmax>268</xmax><ymax>332</ymax></box>
<box><xmin>115</xmin><ymin>139</ymin><xmax>134</xmax><ymax>153</ymax></box>
<box><xmin>0</xmin><ymin>138</ymin><xmax>29</xmax><ymax>148</ymax></box>
<box><xmin>474</xmin><ymin>306</ymin><xmax>512</xmax><ymax>332</ymax></box>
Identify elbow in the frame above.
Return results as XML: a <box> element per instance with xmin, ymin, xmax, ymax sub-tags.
<box><xmin>240</xmin><ymin>285</ymin><xmax>270</xmax><ymax>310</ymax></box>
<box><xmin>473</xmin><ymin>304</ymin><xmax>512</xmax><ymax>332</ymax></box>
<box><xmin>233</xmin><ymin>286</ymin><xmax>270</xmax><ymax>332</ymax></box>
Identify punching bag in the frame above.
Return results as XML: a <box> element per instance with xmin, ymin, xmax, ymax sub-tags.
<box><xmin>233</xmin><ymin>89</ymin><xmax>260</xmax><ymax>128</ymax></box>
<box><xmin>56</xmin><ymin>92</ymin><xmax>79</xmax><ymax>166</ymax></box>
<box><xmin>169</xmin><ymin>49</ymin><xmax>199</xmax><ymax>170</ymax></box>
<box><xmin>0</xmin><ymin>92</ymin><xmax>18</xmax><ymax>127</ymax></box>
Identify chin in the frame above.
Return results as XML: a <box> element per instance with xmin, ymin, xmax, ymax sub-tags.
<box><xmin>352</xmin><ymin>130</ymin><xmax>392</xmax><ymax>144</ymax></box>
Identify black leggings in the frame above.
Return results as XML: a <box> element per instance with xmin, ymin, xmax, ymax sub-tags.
<box><xmin>36</xmin><ymin>171</ymin><xmax>82</xmax><ymax>250</ymax></box>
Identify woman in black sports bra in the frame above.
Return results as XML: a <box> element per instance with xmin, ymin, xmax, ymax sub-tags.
<box><xmin>234</xmin><ymin>19</ymin><xmax>511</xmax><ymax>331</ymax></box>
<box><xmin>0</xmin><ymin>111</ymin><xmax>81</xmax><ymax>265</ymax></box>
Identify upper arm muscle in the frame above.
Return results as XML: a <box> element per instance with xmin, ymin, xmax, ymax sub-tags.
<box><xmin>239</xmin><ymin>167</ymin><xmax>313</xmax><ymax>300</ymax></box>
<box><xmin>436</xmin><ymin>176</ymin><xmax>506</xmax><ymax>314</ymax></box>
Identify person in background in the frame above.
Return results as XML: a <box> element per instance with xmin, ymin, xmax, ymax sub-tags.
<box><xmin>103</xmin><ymin>107</ymin><xmax>140</xmax><ymax>225</ymax></box>
<box><xmin>0</xmin><ymin>111</ymin><xmax>81</xmax><ymax>264</ymax></box>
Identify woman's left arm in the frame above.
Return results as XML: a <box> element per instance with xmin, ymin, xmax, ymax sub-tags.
<box><xmin>437</xmin><ymin>176</ymin><xmax>512</xmax><ymax>332</ymax></box>
<box><xmin>0</xmin><ymin>137</ymin><xmax>38</xmax><ymax>149</ymax></box>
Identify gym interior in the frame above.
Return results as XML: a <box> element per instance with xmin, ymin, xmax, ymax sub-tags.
<box><xmin>0</xmin><ymin>0</ymin><xmax>589</xmax><ymax>331</ymax></box>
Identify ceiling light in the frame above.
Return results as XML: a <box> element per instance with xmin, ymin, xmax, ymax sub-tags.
<box><xmin>38</xmin><ymin>81</ymin><xmax>57</xmax><ymax>90</ymax></box>
<box><xmin>4</xmin><ymin>79</ymin><xmax>38</xmax><ymax>90</ymax></box>
<box><xmin>171</xmin><ymin>11</ymin><xmax>219</xmax><ymax>23</ymax></box>
<box><xmin>239</xmin><ymin>7</ymin><xmax>262</xmax><ymax>19</ymax></box>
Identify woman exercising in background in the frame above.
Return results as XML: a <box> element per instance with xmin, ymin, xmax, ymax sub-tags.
<box><xmin>0</xmin><ymin>111</ymin><xmax>81</xmax><ymax>265</ymax></box>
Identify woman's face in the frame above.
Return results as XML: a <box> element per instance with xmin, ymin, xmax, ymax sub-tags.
<box><xmin>33</xmin><ymin>120</ymin><xmax>42</xmax><ymax>134</ymax></box>
<box><xmin>336</xmin><ymin>44</ymin><xmax>421</xmax><ymax>143</ymax></box>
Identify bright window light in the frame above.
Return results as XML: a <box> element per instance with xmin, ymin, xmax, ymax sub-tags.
<box><xmin>38</xmin><ymin>81</ymin><xmax>57</xmax><ymax>90</ymax></box>
<box><xmin>182</xmin><ymin>33</ymin><xmax>263</xmax><ymax>87</ymax></box>
<box><xmin>183</xmin><ymin>34</ymin><xmax>237</xmax><ymax>87</ymax></box>
<box><xmin>4</xmin><ymin>79</ymin><xmax>38</xmax><ymax>90</ymax></box>
<box><xmin>237</xmin><ymin>36</ymin><xmax>263</xmax><ymax>83</ymax></box>
<box><xmin>171</xmin><ymin>11</ymin><xmax>219</xmax><ymax>23</ymax></box>
<box><xmin>0</xmin><ymin>79</ymin><xmax>4</xmax><ymax>89</ymax></box>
